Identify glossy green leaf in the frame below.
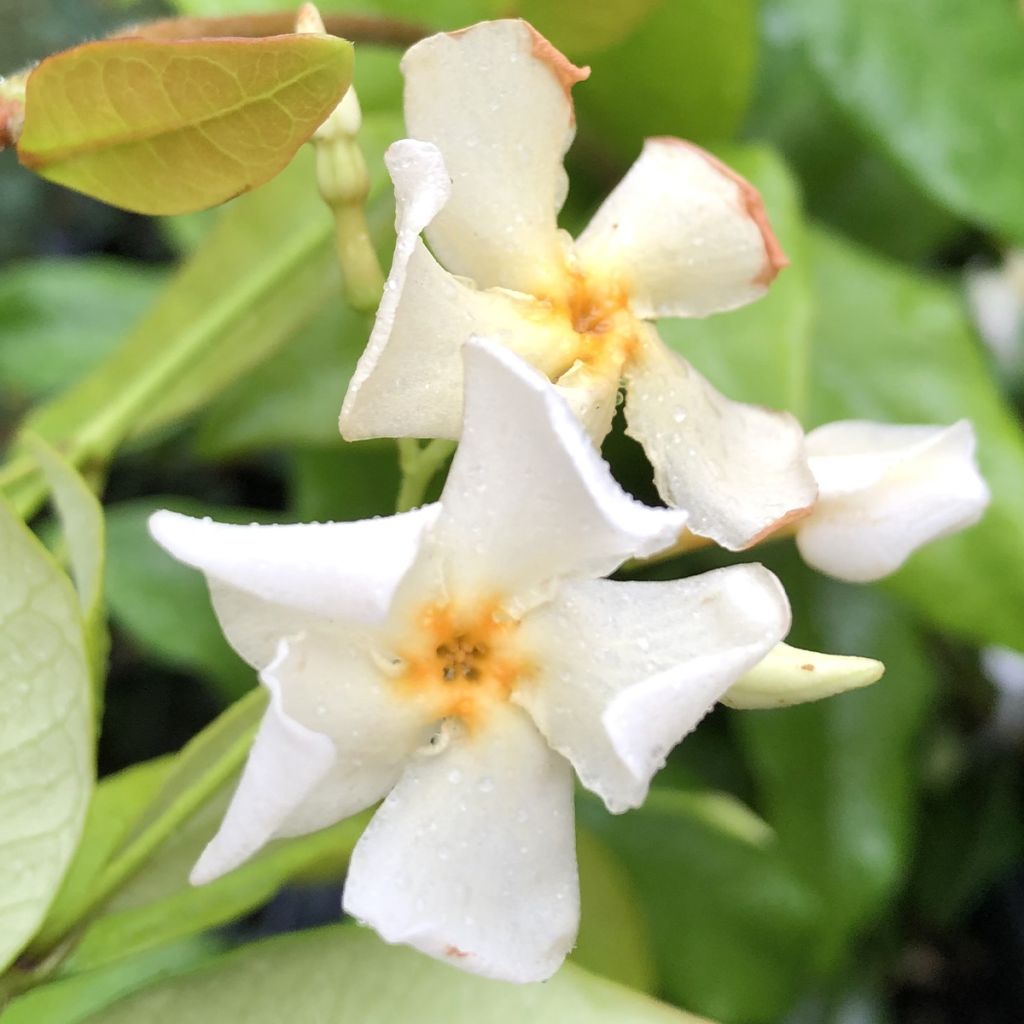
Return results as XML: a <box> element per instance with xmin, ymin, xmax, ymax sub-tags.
<box><xmin>66</xmin><ymin>787</ymin><xmax>366</xmax><ymax>973</ymax></box>
<box><xmin>522</xmin><ymin>0</ymin><xmax>661</xmax><ymax>56</ymax></box>
<box><xmin>780</xmin><ymin>0</ymin><xmax>1024</xmax><ymax>243</ymax></box>
<box><xmin>573</xmin><ymin>0</ymin><xmax>757</xmax><ymax>161</ymax></box>
<box><xmin>0</xmin><ymin>260</ymin><xmax>163</xmax><ymax>402</ymax></box>
<box><xmin>18</xmin><ymin>34</ymin><xmax>354</xmax><ymax>215</ymax></box>
<box><xmin>658</xmin><ymin>145</ymin><xmax>812</xmax><ymax>419</ymax></box>
<box><xmin>807</xmin><ymin>228</ymin><xmax>1024</xmax><ymax>649</ymax></box>
<box><xmin>287</xmin><ymin>445</ymin><xmax>400</xmax><ymax>523</ymax></box>
<box><xmin>573</xmin><ymin>827</ymin><xmax>656</xmax><ymax>992</ymax></box>
<box><xmin>25</xmin><ymin>433</ymin><xmax>108</xmax><ymax>686</ymax></box>
<box><xmin>580</xmin><ymin>788</ymin><xmax>819</xmax><ymax>1023</ymax></box>
<box><xmin>2</xmin><ymin>937</ymin><xmax>217</xmax><ymax>1024</ymax></box>
<box><xmin>105</xmin><ymin>499</ymin><xmax>254</xmax><ymax>702</ymax></box>
<box><xmin>735</xmin><ymin>564</ymin><xmax>936</xmax><ymax>968</ymax></box>
<box><xmin>195</xmin><ymin>303</ymin><xmax>370</xmax><ymax>456</ymax></box>
<box><xmin>0</xmin><ymin>495</ymin><xmax>93</xmax><ymax>972</ymax></box>
<box><xmin>28</xmin><ymin>758</ymin><xmax>172</xmax><ymax>957</ymax></box>
<box><xmin>83</xmin><ymin>924</ymin><xmax>711</xmax><ymax>1024</ymax></box>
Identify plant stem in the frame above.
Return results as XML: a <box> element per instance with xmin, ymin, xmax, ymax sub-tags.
<box><xmin>396</xmin><ymin>439</ymin><xmax>456</xmax><ymax>512</ymax></box>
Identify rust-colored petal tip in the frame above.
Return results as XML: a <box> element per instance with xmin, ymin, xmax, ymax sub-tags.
<box><xmin>742</xmin><ymin>502</ymin><xmax>815</xmax><ymax>550</ymax></box>
<box><xmin>648</xmin><ymin>136</ymin><xmax>789</xmax><ymax>287</ymax></box>
<box><xmin>524</xmin><ymin>21</ymin><xmax>590</xmax><ymax>94</ymax></box>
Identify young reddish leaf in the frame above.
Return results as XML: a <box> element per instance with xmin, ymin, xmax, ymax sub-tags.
<box><xmin>16</xmin><ymin>34</ymin><xmax>353</xmax><ymax>215</ymax></box>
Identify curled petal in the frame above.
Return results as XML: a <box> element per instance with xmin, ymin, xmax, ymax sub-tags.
<box><xmin>515</xmin><ymin>565</ymin><xmax>791</xmax><ymax>813</ymax></box>
<box><xmin>431</xmin><ymin>338</ymin><xmax>688</xmax><ymax>605</ymax></box>
<box><xmin>576</xmin><ymin>137</ymin><xmax>786</xmax><ymax>319</ymax></box>
<box><xmin>148</xmin><ymin>506</ymin><xmax>438</xmax><ymax>634</ymax></box>
<box><xmin>624</xmin><ymin>332</ymin><xmax>817</xmax><ymax>550</ymax></box>
<box><xmin>721</xmin><ymin>642</ymin><xmax>884</xmax><ymax>709</ymax></box>
<box><xmin>340</xmin><ymin>143</ymin><xmax>572</xmax><ymax>442</ymax></box>
<box><xmin>796</xmin><ymin>419</ymin><xmax>990</xmax><ymax>582</ymax></box>
<box><xmin>402</xmin><ymin>20</ymin><xmax>585</xmax><ymax>293</ymax></box>
<box><xmin>191</xmin><ymin>631</ymin><xmax>432</xmax><ymax>884</ymax></box>
<box><xmin>344</xmin><ymin>705</ymin><xmax>578</xmax><ymax>983</ymax></box>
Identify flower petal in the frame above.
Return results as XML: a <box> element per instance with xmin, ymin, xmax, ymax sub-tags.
<box><xmin>796</xmin><ymin>419</ymin><xmax>990</xmax><ymax>582</ymax></box>
<box><xmin>340</xmin><ymin>142</ymin><xmax>573</xmax><ymax>442</ymax></box>
<box><xmin>721</xmin><ymin>642</ymin><xmax>884</xmax><ymax>709</ymax></box>
<box><xmin>343</xmin><ymin>705</ymin><xmax>577</xmax><ymax>983</ymax></box>
<box><xmin>401</xmin><ymin>20</ymin><xmax>586</xmax><ymax>293</ymax></box>
<box><xmin>148</xmin><ymin>506</ymin><xmax>438</xmax><ymax>630</ymax></box>
<box><xmin>431</xmin><ymin>337</ymin><xmax>688</xmax><ymax>605</ymax></box>
<box><xmin>514</xmin><ymin>565</ymin><xmax>791</xmax><ymax>813</ymax></box>
<box><xmin>192</xmin><ymin>628</ymin><xmax>433</xmax><ymax>884</ymax></box>
<box><xmin>623</xmin><ymin>332</ymin><xmax>817</xmax><ymax>550</ymax></box>
<box><xmin>576</xmin><ymin>137</ymin><xmax>787</xmax><ymax>319</ymax></box>
<box><xmin>190</xmin><ymin>639</ymin><xmax>334</xmax><ymax>884</ymax></box>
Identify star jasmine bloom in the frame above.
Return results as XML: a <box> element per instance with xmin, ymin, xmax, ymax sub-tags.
<box><xmin>794</xmin><ymin>419</ymin><xmax>989</xmax><ymax>582</ymax></box>
<box><xmin>150</xmin><ymin>338</ymin><xmax>793</xmax><ymax>983</ymax></box>
<box><xmin>339</xmin><ymin>18</ymin><xmax>817</xmax><ymax>551</ymax></box>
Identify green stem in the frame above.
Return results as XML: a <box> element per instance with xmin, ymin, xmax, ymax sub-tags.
<box><xmin>395</xmin><ymin>438</ymin><xmax>456</xmax><ymax>512</ymax></box>
<box><xmin>333</xmin><ymin>203</ymin><xmax>385</xmax><ymax>312</ymax></box>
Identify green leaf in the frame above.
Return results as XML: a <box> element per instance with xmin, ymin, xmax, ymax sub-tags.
<box><xmin>2</xmin><ymin>937</ymin><xmax>218</xmax><ymax>1024</ymax></box>
<box><xmin>83</xmin><ymin>924</ymin><xmax>711</xmax><ymax>1024</ymax></box>
<box><xmin>807</xmin><ymin>228</ymin><xmax>1024</xmax><ymax>649</ymax></box>
<box><xmin>573</xmin><ymin>827</ymin><xmax>656</xmax><ymax>992</ymax></box>
<box><xmin>105</xmin><ymin>499</ymin><xmax>254</xmax><ymax>702</ymax></box>
<box><xmin>658</xmin><ymin>145</ymin><xmax>811</xmax><ymax>418</ymax></box>
<box><xmin>28</xmin><ymin>758</ymin><xmax>172</xmax><ymax>958</ymax></box>
<box><xmin>580</xmin><ymin>789</ymin><xmax>819</xmax><ymax>1023</ymax></box>
<box><xmin>735</xmin><ymin>559</ymin><xmax>936</xmax><ymax>967</ymax></box>
<box><xmin>0</xmin><ymin>260</ymin><xmax>163</xmax><ymax>402</ymax></box>
<box><xmin>24</xmin><ymin>433</ymin><xmax>108</xmax><ymax>687</ymax></box>
<box><xmin>573</xmin><ymin>0</ymin><xmax>757</xmax><ymax>162</ymax></box>
<box><xmin>0</xmin><ymin>495</ymin><xmax>93</xmax><ymax>972</ymax></box>
<box><xmin>195</xmin><ymin>303</ymin><xmax>370</xmax><ymax>456</ymax></box>
<box><xmin>287</xmin><ymin>445</ymin><xmax>400</xmax><ymax>523</ymax></box>
<box><xmin>18</xmin><ymin>34</ymin><xmax>354</xmax><ymax>215</ymax></box>
<box><xmin>779</xmin><ymin>0</ymin><xmax>1024</xmax><ymax>244</ymax></box>
<box><xmin>66</xmin><ymin>788</ymin><xmax>366</xmax><ymax>974</ymax></box>
<box><xmin>522</xmin><ymin>0</ymin><xmax>662</xmax><ymax>56</ymax></box>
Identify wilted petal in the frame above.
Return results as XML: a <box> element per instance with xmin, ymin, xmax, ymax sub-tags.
<box><xmin>624</xmin><ymin>331</ymin><xmax>816</xmax><ymax>550</ymax></box>
<box><xmin>515</xmin><ymin>565</ymin><xmax>790</xmax><ymax>812</ymax></box>
<box><xmin>721</xmin><ymin>642</ymin><xmax>884</xmax><ymax>709</ymax></box>
<box><xmin>432</xmin><ymin>338</ymin><xmax>688</xmax><ymax>605</ymax></box>
<box><xmin>191</xmin><ymin>632</ymin><xmax>432</xmax><ymax>884</ymax></box>
<box><xmin>576</xmin><ymin>137</ymin><xmax>786</xmax><ymax>319</ymax></box>
<box><xmin>344</xmin><ymin>705</ymin><xmax>577</xmax><ymax>983</ymax></box>
<box><xmin>148</xmin><ymin>507</ymin><xmax>438</xmax><ymax>646</ymax></box>
<box><xmin>796</xmin><ymin>419</ymin><xmax>990</xmax><ymax>582</ymax></box>
<box><xmin>341</xmin><ymin>139</ymin><xmax>573</xmax><ymax>441</ymax></box>
<box><xmin>402</xmin><ymin>20</ymin><xmax>586</xmax><ymax>294</ymax></box>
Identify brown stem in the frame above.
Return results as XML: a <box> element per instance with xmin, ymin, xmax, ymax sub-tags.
<box><xmin>117</xmin><ymin>12</ymin><xmax>429</xmax><ymax>48</ymax></box>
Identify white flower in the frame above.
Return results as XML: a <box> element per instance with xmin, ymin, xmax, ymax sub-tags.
<box><xmin>795</xmin><ymin>419</ymin><xmax>990</xmax><ymax>582</ymax></box>
<box><xmin>339</xmin><ymin>19</ymin><xmax>817</xmax><ymax>552</ymax></box>
<box><xmin>150</xmin><ymin>338</ymin><xmax>792</xmax><ymax>983</ymax></box>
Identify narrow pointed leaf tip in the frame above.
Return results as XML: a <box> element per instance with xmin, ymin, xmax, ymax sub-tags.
<box><xmin>17</xmin><ymin>34</ymin><xmax>354</xmax><ymax>215</ymax></box>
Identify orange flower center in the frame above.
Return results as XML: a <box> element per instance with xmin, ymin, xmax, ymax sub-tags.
<box><xmin>396</xmin><ymin>600</ymin><xmax>529</xmax><ymax>731</ymax></box>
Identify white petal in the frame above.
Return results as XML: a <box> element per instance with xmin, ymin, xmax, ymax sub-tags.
<box><xmin>797</xmin><ymin>419</ymin><xmax>990</xmax><ymax>582</ymax></box>
<box><xmin>192</xmin><ymin>631</ymin><xmax>433</xmax><ymax>884</ymax></box>
<box><xmin>431</xmin><ymin>338</ymin><xmax>688</xmax><ymax>605</ymax></box>
<box><xmin>576</xmin><ymin>137</ymin><xmax>787</xmax><ymax>319</ymax></box>
<box><xmin>402</xmin><ymin>20</ymin><xmax>586</xmax><ymax>294</ymax></box>
<box><xmin>343</xmin><ymin>705</ymin><xmax>577</xmax><ymax>983</ymax></box>
<box><xmin>339</xmin><ymin>140</ymin><xmax>574</xmax><ymax>441</ymax></box>
<box><xmin>148</xmin><ymin>506</ymin><xmax>438</xmax><ymax>629</ymax></box>
<box><xmin>514</xmin><ymin>565</ymin><xmax>791</xmax><ymax>812</ymax></box>
<box><xmin>191</xmin><ymin>640</ymin><xmax>334</xmax><ymax>884</ymax></box>
<box><xmin>721</xmin><ymin>642</ymin><xmax>884</xmax><ymax>709</ymax></box>
<box><xmin>623</xmin><ymin>332</ymin><xmax>817</xmax><ymax>550</ymax></box>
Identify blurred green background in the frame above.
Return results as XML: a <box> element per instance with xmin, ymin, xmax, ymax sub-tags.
<box><xmin>2</xmin><ymin>1</ymin><xmax>1023</xmax><ymax>1022</ymax></box>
